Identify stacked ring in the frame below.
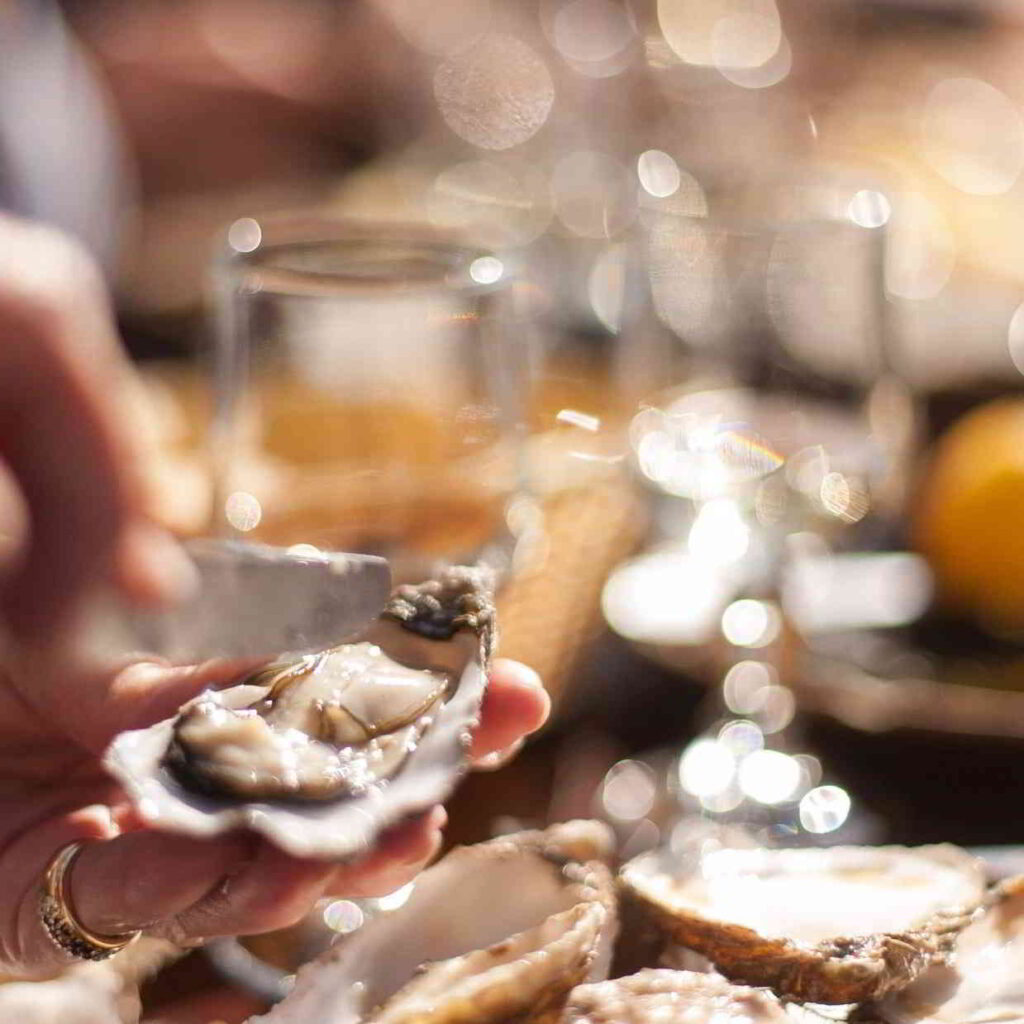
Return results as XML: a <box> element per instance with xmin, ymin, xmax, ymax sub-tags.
<box><xmin>38</xmin><ymin>841</ymin><xmax>141</xmax><ymax>962</ymax></box>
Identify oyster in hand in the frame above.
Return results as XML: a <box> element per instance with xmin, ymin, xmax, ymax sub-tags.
<box><xmin>249</xmin><ymin>822</ymin><xmax>618</xmax><ymax>1024</ymax></box>
<box><xmin>105</xmin><ymin>568</ymin><xmax>494</xmax><ymax>860</ymax></box>
<box><xmin>620</xmin><ymin>845</ymin><xmax>986</xmax><ymax>1004</ymax></box>
<box><xmin>563</xmin><ymin>970</ymin><xmax>790</xmax><ymax>1024</ymax></box>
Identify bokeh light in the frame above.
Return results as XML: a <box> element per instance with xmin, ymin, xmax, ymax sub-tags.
<box><xmin>637</xmin><ymin>150</ymin><xmax>682</xmax><ymax>199</ymax></box>
<box><xmin>601</xmin><ymin>759</ymin><xmax>658</xmax><ymax>822</ymax></box>
<box><xmin>799</xmin><ymin>785</ymin><xmax>852</xmax><ymax>834</ymax></box>
<box><xmin>679</xmin><ymin>738</ymin><xmax>736</xmax><ymax>799</ymax></box>
<box><xmin>322</xmin><ymin>899</ymin><xmax>365</xmax><ymax>934</ymax></box>
<box><xmin>434</xmin><ymin>35</ymin><xmax>554</xmax><ymax>151</ymax></box>
<box><xmin>721</xmin><ymin>598</ymin><xmax>781</xmax><ymax>648</ymax></box>
<box><xmin>919</xmin><ymin>77</ymin><xmax>1024</xmax><ymax>196</ymax></box>
<box><xmin>551</xmin><ymin>150</ymin><xmax>635</xmax><ymax>238</ymax></box>
<box><xmin>225</xmin><ymin>490</ymin><xmax>262</xmax><ymax>532</ymax></box>
<box><xmin>737</xmin><ymin>749</ymin><xmax>802</xmax><ymax>804</ymax></box>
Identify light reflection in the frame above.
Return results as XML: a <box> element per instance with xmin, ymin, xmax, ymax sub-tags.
<box><xmin>718</xmin><ymin>719</ymin><xmax>764</xmax><ymax>757</ymax></box>
<box><xmin>225</xmin><ymin>491</ymin><xmax>262</xmax><ymax>532</ymax></box>
<box><xmin>1008</xmin><ymin>302</ymin><xmax>1024</xmax><ymax>376</ymax></box>
<box><xmin>551</xmin><ymin>0</ymin><xmax>634</xmax><ymax>64</ymax></box>
<box><xmin>556</xmin><ymin>408</ymin><xmax>601</xmax><ymax>432</ymax></box>
<box><xmin>227</xmin><ymin>217</ymin><xmax>262</xmax><ymax>254</ymax></box>
<box><xmin>721</xmin><ymin>598</ymin><xmax>781</xmax><ymax>648</ymax></box>
<box><xmin>637</xmin><ymin>149</ymin><xmax>681</xmax><ymax>198</ymax></box>
<box><xmin>737</xmin><ymin>749</ymin><xmax>802</xmax><ymax>804</ymax></box>
<box><xmin>375</xmin><ymin>882</ymin><xmax>415</xmax><ymax>912</ymax></box>
<box><xmin>322</xmin><ymin>899</ymin><xmax>364</xmax><ymax>934</ymax></box>
<box><xmin>723</xmin><ymin>660</ymin><xmax>775</xmax><ymax>714</ymax></box>
<box><xmin>919</xmin><ymin>77</ymin><xmax>1024</xmax><ymax>196</ymax></box>
<box><xmin>679</xmin><ymin>738</ymin><xmax>736</xmax><ymax>798</ymax></box>
<box><xmin>688</xmin><ymin>498</ymin><xmax>750</xmax><ymax>565</ymax></box>
<box><xmin>718</xmin><ymin>32</ymin><xmax>791</xmax><ymax>89</ymax></box>
<box><xmin>757</xmin><ymin>685</ymin><xmax>796</xmax><ymax>733</ymax></box>
<box><xmin>434</xmin><ymin>35</ymin><xmax>554</xmax><ymax>151</ymax></box>
<box><xmin>847</xmin><ymin>190</ymin><xmax>891</xmax><ymax>229</ymax></box>
<box><xmin>286</xmin><ymin>543</ymin><xmax>323</xmax><ymax>559</ymax></box>
<box><xmin>588</xmin><ymin>244</ymin><xmax>627</xmax><ymax>332</ymax></box>
<box><xmin>601</xmin><ymin>759</ymin><xmax>658</xmax><ymax>822</ymax></box>
<box><xmin>658</xmin><ymin>0</ymin><xmax>780</xmax><ymax>69</ymax></box>
<box><xmin>819</xmin><ymin>472</ymin><xmax>869</xmax><ymax>523</ymax></box>
<box><xmin>799</xmin><ymin>785</ymin><xmax>851</xmax><ymax>834</ymax></box>
<box><xmin>469</xmin><ymin>256</ymin><xmax>504</xmax><ymax>284</ymax></box>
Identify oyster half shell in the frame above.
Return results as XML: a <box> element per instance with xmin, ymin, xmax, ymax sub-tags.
<box><xmin>563</xmin><ymin>969</ymin><xmax>790</xmax><ymax>1024</ymax></box>
<box><xmin>105</xmin><ymin>568</ymin><xmax>494</xmax><ymax>859</ymax></box>
<box><xmin>620</xmin><ymin>845</ymin><xmax>986</xmax><ymax>1005</ymax></box>
<box><xmin>876</xmin><ymin>876</ymin><xmax>1024</xmax><ymax>1024</ymax></box>
<box><xmin>249</xmin><ymin>821</ymin><xmax>618</xmax><ymax>1024</ymax></box>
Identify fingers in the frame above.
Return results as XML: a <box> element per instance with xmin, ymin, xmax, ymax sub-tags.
<box><xmin>0</xmin><ymin>218</ymin><xmax>140</xmax><ymax>642</ymax></box>
<box><xmin>470</xmin><ymin>659</ymin><xmax>550</xmax><ymax>764</ymax></box>
<box><xmin>324</xmin><ymin>807</ymin><xmax>446</xmax><ymax>899</ymax></box>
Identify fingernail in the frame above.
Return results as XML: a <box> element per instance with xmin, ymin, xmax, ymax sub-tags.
<box><xmin>123</xmin><ymin>523</ymin><xmax>199</xmax><ymax>606</ymax></box>
<box><xmin>428</xmin><ymin>805</ymin><xmax>448</xmax><ymax>830</ymax></box>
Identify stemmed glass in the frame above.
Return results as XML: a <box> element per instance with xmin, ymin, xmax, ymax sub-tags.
<box><xmin>616</xmin><ymin>185</ymin><xmax>911</xmax><ymax>850</ymax></box>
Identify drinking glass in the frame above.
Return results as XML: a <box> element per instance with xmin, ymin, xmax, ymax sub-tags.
<box><xmin>209</xmin><ymin>215</ymin><xmax>526</xmax><ymax>583</ymax></box>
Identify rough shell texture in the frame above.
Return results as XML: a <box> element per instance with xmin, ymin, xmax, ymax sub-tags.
<box><xmin>620</xmin><ymin>845</ymin><xmax>986</xmax><ymax>1005</ymax></box>
<box><xmin>249</xmin><ymin>822</ymin><xmax>618</xmax><ymax>1024</ymax></box>
<box><xmin>874</xmin><ymin>876</ymin><xmax>1024</xmax><ymax>1024</ymax></box>
<box><xmin>104</xmin><ymin>570</ymin><xmax>493</xmax><ymax>860</ymax></box>
<box><xmin>563</xmin><ymin>969</ymin><xmax>790</xmax><ymax>1024</ymax></box>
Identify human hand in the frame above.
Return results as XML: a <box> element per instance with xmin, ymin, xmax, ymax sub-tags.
<box><xmin>0</xmin><ymin>655</ymin><xmax>548</xmax><ymax>978</ymax></box>
<box><xmin>0</xmin><ymin>216</ymin><xmax>550</xmax><ymax>977</ymax></box>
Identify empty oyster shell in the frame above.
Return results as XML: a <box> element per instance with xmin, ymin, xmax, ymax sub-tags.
<box><xmin>563</xmin><ymin>969</ymin><xmax>790</xmax><ymax>1024</ymax></box>
<box><xmin>875</xmin><ymin>876</ymin><xmax>1024</xmax><ymax>1024</ymax></box>
<box><xmin>620</xmin><ymin>845</ymin><xmax>986</xmax><ymax>1005</ymax></box>
<box><xmin>105</xmin><ymin>568</ymin><xmax>494</xmax><ymax>859</ymax></box>
<box><xmin>249</xmin><ymin>821</ymin><xmax>618</xmax><ymax>1024</ymax></box>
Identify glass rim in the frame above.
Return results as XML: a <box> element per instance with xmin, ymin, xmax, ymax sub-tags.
<box><xmin>215</xmin><ymin>213</ymin><xmax>513</xmax><ymax>299</ymax></box>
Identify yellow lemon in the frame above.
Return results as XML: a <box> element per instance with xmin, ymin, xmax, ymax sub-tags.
<box><xmin>917</xmin><ymin>398</ymin><xmax>1024</xmax><ymax>630</ymax></box>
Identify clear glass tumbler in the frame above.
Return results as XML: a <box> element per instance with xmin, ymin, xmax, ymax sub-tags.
<box><xmin>210</xmin><ymin>215</ymin><xmax>526</xmax><ymax>582</ymax></box>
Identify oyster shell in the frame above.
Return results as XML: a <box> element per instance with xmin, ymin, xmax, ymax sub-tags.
<box><xmin>875</xmin><ymin>876</ymin><xmax>1024</xmax><ymax>1024</ymax></box>
<box><xmin>562</xmin><ymin>969</ymin><xmax>790</xmax><ymax>1024</ymax></box>
<box><xmin>249</xmin><ymin>821</ymin><xmax>618</xmax><ymax>1024</ymax></box>
<box><xmin>105</xmin><ymin>568</ymin><xmax>494</xmax><ymax>859</ymax></box>
<box><xmin>620</xmin><ymin>845</ymin><xmax>986</xmax><ymax>1005</ymax></box>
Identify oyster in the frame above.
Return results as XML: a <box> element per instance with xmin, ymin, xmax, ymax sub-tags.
<box><xmin>876</xmin><ymin>876</ymin><xmax>1024</xmax><ymax>1024</ymax></box>
<box><xmin>105</xmin><ymin>568</ymin><xmax>494</xmax><ymax>859</ymax></box>
<box><xmin>620</xmin><ymin>845</ymin><xmax>986</xmax><ymax>1004</ymax></box>
<box><xmin>563</xmin><ymin>969</ymin><xmax>790</xmax><ymax>1024</ymax></box>
<box><xmin>249</xmin><ymin>821</ymin><xmax>618</xmax><ymax>1024</ymax></box>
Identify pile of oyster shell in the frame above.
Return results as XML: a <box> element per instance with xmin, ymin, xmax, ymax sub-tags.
<box><xmin>246</xmin><ymin>821</ymin><xmax>1019</xmax><ymax>1024</ymax></box>
<box><xmin>100</xmin><ymin>566</ymin><xmax>1022</xmax><ymax>1024</ymax></box>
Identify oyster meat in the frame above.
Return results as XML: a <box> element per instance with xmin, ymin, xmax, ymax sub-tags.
<box><xmin>620</xmin><ymin>845</ymin><xmax>986</xmax><ymax>1005</ymax></box>
<box><xmin>249</xmin><ymin>821</ymin><xmax>618</xmax><ymax>1024</ymax></box>
<box><xmin>105</xmin><ymin>568</ymin><xmax>494</xmax><ymax>859</ymax></box>
<box><xmin>876</xmin><ymin>876</ymin><xmax>1024</xmax><ymax>1024</ymax></box>
<box><xmin>563</xmin><ymin>969</ymin><xmax>790</xmax><ymax>1024</ymax></box>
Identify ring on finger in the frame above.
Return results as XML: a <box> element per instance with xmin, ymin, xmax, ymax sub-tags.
<box><xmin>39</xmin><ymin>840</ymin><xmax>141</xmax><ymax>961</ymax></box>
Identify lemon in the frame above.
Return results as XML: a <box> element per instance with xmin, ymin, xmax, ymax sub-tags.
<box><xmin>917</xmin><ymin>398</ymin><xmax>1024</xmax><ymax>630</ymax></box>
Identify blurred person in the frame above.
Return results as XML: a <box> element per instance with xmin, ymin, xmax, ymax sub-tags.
<box><xmin>0</xmin><ymin>0</ymin><xmax>546</xmax><ymax>1000</ymax></box>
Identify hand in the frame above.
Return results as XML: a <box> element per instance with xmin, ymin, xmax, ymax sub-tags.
<box><xmin>0</xmin><ymin>655</ymin><xmax>548</xmax><ymax>978</ymax></box>
<box><xmin>0</xmin><ymin>216</ymin><xmax>550</xmax><ymax>977</ymax></box>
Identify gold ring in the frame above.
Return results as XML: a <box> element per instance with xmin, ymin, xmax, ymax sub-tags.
<box><xmin>38</xmin><ymin>840</ymin><xmax>141</xmax><ymax>961</ymax></box>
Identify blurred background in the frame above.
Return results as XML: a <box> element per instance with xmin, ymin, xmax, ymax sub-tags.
<box><xmin>13</xmin><ymin>0</ymin><xmax>1024</xmax><ymax>1016</ymax></box>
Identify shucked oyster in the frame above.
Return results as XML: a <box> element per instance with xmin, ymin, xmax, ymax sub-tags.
<box><xmin>249</xmin><ymin>821</ymin><xmax>618</xmax><ymax>1024</ymax></box>
<box><xmin>105</xmin><ymin>568</ymin><xmax>494</xmax><ymax>859</ymax></box>
<box><xmin>563</xmin><ymin>969</ymin><xmax>790</xmax><ymax>1024</ymax></box>
<box><xmin>620</xmin><ymin>845</ymin><xmax>986</xmax><ymax>1005</ymax></box>
<box><xmin>876</xmin><ymin>876</ymin><xmax>1024</xmax><ymax>1024</ymax></box>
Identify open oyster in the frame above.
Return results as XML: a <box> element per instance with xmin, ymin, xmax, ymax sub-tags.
<box><xmin>249</xmin><ymin>821</ymin><xmax>618</xmax><ymax>1024</ymax></box>
<box><xmin>620</xmin><ymin>845</ymin><xmax>986</xmax><ymax>1004</ymax></box>
<box><xmin>563</xmin><ymin>969</ymin><xmax>790</xmax><ymax>1024</ymax></box>
<box><xmin>105</xmin><ymin>568</ymin><xmax>494</xmax><ymax>859</ymax></box>
<box><xmin>875</xmin><ymin>876</ymin><xmax>1024</xmax><ymax>1024</ymax></box>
